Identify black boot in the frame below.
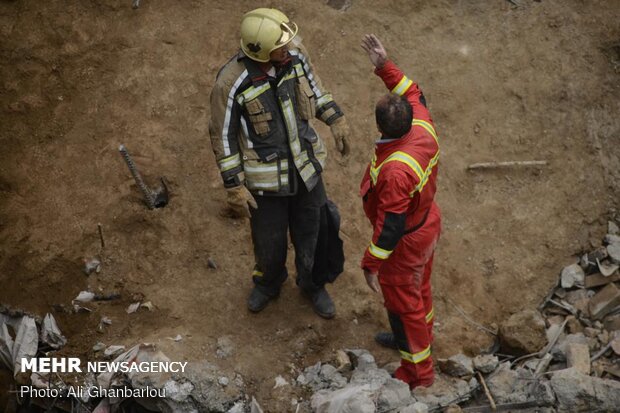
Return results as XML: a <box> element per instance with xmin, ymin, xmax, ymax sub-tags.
<box><xmin>375</xmin><ymin>332</ymin><xmax>398</xmax><ymax>350</ymax></box>
<box><xmin>247</xmin><ymin>287</ymin><xmax>273</xmax><ymax>313</ymax></box>
<box><xmin>309</xmin><ymin>288</ymin><xmax>336</xmax><ymax>319</ymax></box>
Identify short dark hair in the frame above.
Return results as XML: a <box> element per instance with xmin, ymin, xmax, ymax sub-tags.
<box><xmin>375</xmin><ymin>94</ymin><xmax>413</xmax><ymax>139</ymax></box>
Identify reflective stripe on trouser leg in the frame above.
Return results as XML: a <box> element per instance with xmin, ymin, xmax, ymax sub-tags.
<box><xmin>422</xmin><ymin>253</ymin><xmax>435</xmax><ymax>342</ymax></box>
<box><xmin>249</xmin><ymin>194</ymin><xmax>290</xmax><ymax>296</ymax></box>
<box><xmin>380</xmin><ymin>280</ymin><xmax>434</xmax><ymax>386</ymax></box>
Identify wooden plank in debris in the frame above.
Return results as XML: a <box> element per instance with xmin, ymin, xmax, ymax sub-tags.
<box><xmin>585</xmin><ymin>273</ymin><xmax>620</xmax><ymax>288</ymax></box>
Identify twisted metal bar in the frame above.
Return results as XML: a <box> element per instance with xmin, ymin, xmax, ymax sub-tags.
<box><xmin>119</xmin><ymin>144</ymin><xmax>155</xmax><ymax>209</ymax></box>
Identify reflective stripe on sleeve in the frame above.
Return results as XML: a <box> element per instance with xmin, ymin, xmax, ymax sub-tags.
<box><xmin>217</xmin><ymin>154</ymin><xmax>241</xmax><ymax>172</ymax></box>
<box><xmin>222</xmin><ymin>70</ymin><xmax>249</xmax><ymax>156</ymax></box>
<box><xmin>391</xmin><ymin>75</ymin><xmax>413</xmax><ymax>96</ymax></box>
<box><xmin>368</xmin><ymin>241</ymin><xmax>392</xmax><ymax>260</ymax></box>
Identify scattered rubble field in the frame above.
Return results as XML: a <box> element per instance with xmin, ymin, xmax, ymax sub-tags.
<box><xmin>1</xmin><ymin>0</ymin><xmax>619</xmax><ymax>411</ymax></box>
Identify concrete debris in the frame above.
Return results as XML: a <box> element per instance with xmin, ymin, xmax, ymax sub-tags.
<box><xmin>297</xmin><ymin>362</ymin><xmax>347</xmax><ymax>390</ymax></box>
<box><xmin>438</xmin><ymin>353</ymin><xmax>474</xmax><ymax>377</ymax></box>
<box><xmin>589</xmin><ymin>282</ymin><xmax>620</xmax><ymax>319</ymax></box>
<box><xmin>611</xmin><ymin>332</ymin><xmax>620</xmax><ymax>356</ymax></box>
<box><xmin>216</xmin><ymin>335</ymin><xmax>234</xmax><ymax>358</ymax></box>
<box><xmin>250</xmin><ymin>396</ymin><xmax>264</xmax><ymax>413</ymax></box>
<box><xmin>345</xmin><ymin>348</ymin><xmax>377</xmax><ymax>371</ymax></box>
<box><xmin>400</xmin><ymin>402</ymin><xmax>430</xmax><ymax>413</ymax></box>
<box><xmin>597</xmin><ymin>259</ymin><xmax>619</xmax><ymax>276</ymax></box>
<box><xmin>585</xmin><ymin>272</ymin><xmax>620</xmax><ymax>288</ymax></box>
<box><xmin>609</xmin><ymin>220</ymin><xmax>620</xmax><ymax>235</ymax></box>
<box><xmin>84</xmin><ymin>257</ymin><xmax>101</xmax><ymax>275</ymax></box>
<box><xmin>608</xmin><ymin>242</ymin><xmax>620</xmax><ymax>264</ymax></box>
<box><xmin>126</xmin><ymin>302</ymin><xmax>141</xmax><ymax>314</ymax></box>
<box><xmin>4</xmin><ymin>316</ymin><xmax>38</xmax><ymax>383</ymax></box>
<box><xmin>550</xmin><ymin>367</ymin><xmax>620</xmax><ymax>412</ymax></box>
<box><xmin>560</xmin><ymin>263</ymin><xmax>585</xmax><ymax>288</ymax></box>
<box><xmin>273</xmin><ymin>375</ymin><xmax>288</xmax><ymax>388</ymax></box>
<box><xmin>92</xmin><ymin>342</ymin><xmax>106</xmax><ymax>352</ymax></box>
<box><xmin>311</xmin><ymin>384</ymin><xmax>375</xmax><ymax>413</ymax></box>
<box><xmin>605</xmin><ymin>234</ymin><xmax>620</xmax><ymax>245</ymax></box>
<box><xmin>412</xmin><ymin>374</ymin><xmax>476</xmax><ymax>410</ymax></box>
<box><xmin>499</xmin><ymin>309</ymin><xmax>547</xmax><ymax>354</ymax></box>
<box><xmin>335</xmin><ymin>349</ymin><xmax>352</xmax><ymax>371</ymax></box>
<box><xmin>473</xmin><ymin>354</ymin><xmax>499</xmax><ymax>374</ymax></box>
<box><xmin>74</xmin><ymin>290</ymin><xmax>95</xmax><ymax>302</ymax></box>
<box><xmin>218</xmin><ymin>376</ymin><xmax>229</xmax><ymax>386</ymax></box>
<box><xmin>103</xmin><ymin>345</ymin><xmax>125</xmax><ymax>357</ymax></box>
<box><xmin>41</xmin><ymin>313</ymin><xmax>66</xmax><ymax>349</ymax></box>
<box><xmin>141</xmin><ymin>301</ymin><xmax>154</xmax><ymax>311</ymax></box>
<box><xmin>565</xmin><ymin>342</ymin><xmax>590</xmax><ymax>375</ymax></box>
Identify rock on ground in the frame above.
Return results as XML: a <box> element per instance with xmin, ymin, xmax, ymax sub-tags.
<box><xmin>550</xmin><ymin>367</ymin><xmax>620</xmax><ymax>412</ymax></box>
<box><xmin>473</xmin><ymin>354</ymin><xmax>499</xmax><ymax>374</ymax></box>
<box><xmin>499</xmin><ymin>309</ymin><xmax>547</xmax><ymax>354</ymax></box>
<box><xmin>438</xmin><ymin>353</ymin><xmax>474</xmax><ymax>377</ymax></box>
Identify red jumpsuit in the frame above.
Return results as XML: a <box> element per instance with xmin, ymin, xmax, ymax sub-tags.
<box><xmin>360</xmin><ymin>60</ymin><xmax>441</xmax><ymax>388</ymax></box>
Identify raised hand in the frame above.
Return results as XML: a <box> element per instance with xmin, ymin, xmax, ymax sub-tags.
<box><xmin>361</xmin><ymin>34</ymin><xmax>388</xmax><ymax>69</ymax></box>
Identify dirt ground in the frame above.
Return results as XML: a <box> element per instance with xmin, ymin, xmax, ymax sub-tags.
<box><xmin>1</xmin><ymin>0</ymin><xmax>619</xmax><ymax>410</ymax></box>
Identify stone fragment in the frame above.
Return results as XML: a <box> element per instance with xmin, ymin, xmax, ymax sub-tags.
<box><xmin>250</xmin><ymin>397</ymin><xmax>263</xmax><ymax>413</ymax></box>
<box><xmin>400</xmin><ymin>402</ymin><xmax>430</xmax><ymax>413</ymax></box>
<box><xmin>565</xmin><ymin>315</ymin><xmax>583</xmax><ymax>334</ymax></box>
<box><xmin>589</xmin><ymin>283</ymin><xmax>620</xmax><ymax>319</ymax></box>
<box><xmin>438</xmin><ymin>353</ymin><xmax>474</xmax><ymax>377</ymax></box>
<box><xmin>564</xmin><ymin>289</ymin><xmax>592</xmax><ymax>313</ymax></box>
<box><xmin>561</xmin><ymin>263</ymin><xmax>585</xmax><ymax>288</ymax></box>
<box><xmin>345</xmin><ymin>349</ymin><xmax>377</xmax><ymax>371</ymax></box>
<box><xmin>104</xmin><ymin>345</ymin><xmax>125</xmax><ymax>357</ymax></box>
<box><xmin>472</xmin><ymin>354</ymin><xmax>499</xmax><ymax>374</ymax></box>
<box><xmin>609</xmin><ymin>221</ymin><xmax>620</xmax><ymax>235</ymax></box>
<box><xmin>412</xmin><ymin>375</ymin><xmax>472</xmax><ymax>410</ymax></box>
<box><xmin>603</xmin><ymin>314</ymin><xmax>620</xmax><ymax>332</ymax></box>
<box><xmin>499</xmin><ymin>310</ymin><xmax>547</xmax><ymax>354</ymax></box>
<box><xmin>605</xmin><ymin>234</ymin><xmax>620</xmax><ymax>244</ymax></box>
<box><xmin>550</xmin><ymin>367</ymin><xmax>620</xmax><ymax>412</ymax></box>
<box><xmin>163</xmin><ymin>379</ymin><xmax>194</xmax><ymax>402</ymax></box>
<box><xmin>565</xmin><ymin>343</ymin><xmax>590</xmax><ymax>375</ymax></box>
<box><xmin>585</xmin><ymin>272</ymin><xmax>620</xmax><ymax>288</ymax></box>
<box><xmin>583</xmin><ymin>327</ymin><xmax>600</xmax><ymax>338</ymax></box>
<box><xmin>335</xmin><ymin>349</ymin><xmax>352</xmax><ymax>371</ymax></box>
<box><xmin>216</xmin><ymin>336</ymin><xmax>234</xmax><ymax>358</ymax></box>
<box><xmin>311</xmin><ymin>384</ymin><xmax>375</xmax><ymax>413</ymax></box>
<box><xmin>377</xmin><ymin>378</ymin><xmax>414</xmax><ymax>411</ymax></box>
<box><xmin>608</xmin><ymin>242</ymin><xmax>620</xmax><ymax>264</ymax></box>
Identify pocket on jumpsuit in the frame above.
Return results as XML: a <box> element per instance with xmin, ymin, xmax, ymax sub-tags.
<box><xmin>245</xmin><ymin>98</ymin><xmax>273</xmax><ymax>137</ymax></box>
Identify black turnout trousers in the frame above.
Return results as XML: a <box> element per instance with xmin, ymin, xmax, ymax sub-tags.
<box><xmin>249</xmin><ymin>177</ymin><xmax>327</xmax><ymax>297</ymax></box>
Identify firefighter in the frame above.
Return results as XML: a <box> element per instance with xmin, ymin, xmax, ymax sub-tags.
<box><xmin>209</xmin><ymin>8</ymin><xmax>350</xmax><ymax>318</ymax></box>
<box><xmin>359</xmin><ymin>34</ymin><xmax>441</xmax><ymax>388</ymax></box>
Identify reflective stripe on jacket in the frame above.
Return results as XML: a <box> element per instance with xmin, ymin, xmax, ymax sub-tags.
<box><xmin>360</xmin><ymin>60</ymin><xmax>440</xmax><ymax>273</ymax></box>
<box><xmin>209</xmin><ymin>43</ymin><xmax>343</xmax><ymax>196</ymax></box>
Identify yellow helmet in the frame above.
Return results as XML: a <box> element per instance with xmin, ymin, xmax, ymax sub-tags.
<box><xmin>240</xmin><ymin>8</ymin><xmax>298</xmax><ymax>62</ymax></box>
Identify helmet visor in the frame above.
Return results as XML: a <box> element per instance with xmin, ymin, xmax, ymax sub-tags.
<box><xmin>277</xmin><ymin>21</ymin><xmax>298</xmax><ymax>46</ymax></box>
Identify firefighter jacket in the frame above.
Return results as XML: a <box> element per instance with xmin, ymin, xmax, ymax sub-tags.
<box><xmin>360</xmin><ymin>60</ymin><xmax>440</xmax><ymax>274</ymax></box>
<box><xmin>209</xmin><ymin>43</ymin><xmax>344</xmax><ymax>196</ymax></box>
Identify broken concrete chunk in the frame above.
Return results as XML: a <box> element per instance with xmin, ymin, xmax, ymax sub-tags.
<box><xmin>561</xmin><ymin>263</ymin><xmax>585</xmax><ymax>288</ymax></box>
<box><xmin>84</xmin><ymin>258</ymin><xmax>101</xmax><ymax>275</ymax></box>
<box><xmin>472</xmin><ymin>354</ymin><xmax>499</xmax><ymax>374</ymax></box>
<box><xmin>589</xmin><ymin>282</ymin><xmax>620</xmax><ymax>320</ymax></box>
<box><xmin>603</xmin><ymin>314</ymin><xmax>620</xmax><ymax>332</ymax></box>
<box><xmin>499</xmin><ymin>309</ymin><xmax>547</xmax><ymax>354</ymax></box>
<box><xmin>74</xmin><ymin>291</ymin><xmax>95</xmax><ymax>302</ymax></box>
<box><xmin>41</xmin><ymin>313</ymin><xmax>66</xmax><ymax>350</ymax></box>
<box><xmin>376</xmin><ymin>378</ymin><xmax>414</xmax><ymax>411</ymax></box>
<box><xmin>345</xmin><ymin>349</ymin><xmax>376</xmax><ymax>371</ymax></box>
<box><xmin>216</xmin><ymin>336</ymin><xmax>234</xmax><ymax>358</ymax></box>
<box><xmin>335</xmin><ymin>349</ymin><xmax>352</xmax><ymax>371</ymax></box>
<box><xmin>311</xmin><ymin>384</ymin><xmax>375</xmax><ymax>413</ymax></box>
<box><xmin>565</xmin><ymin>315</ymin><xmax>583</xmax><ymax>334</ymax></box>
<box><xmin>400</xmin><ymin>402</ymin><xmax>430</xmax><ymax>413</ymax></box>
<box><xmin>550</xmin><ymin>367</ymin><xmax>620</xmax><ymax>412</ymax></box>
<box><xmin>609</xmin><ymin>221</ymin><xmax>620</xmax><ymax>235</ymax></box>
<box><xmin>585</xmin><ymin>272</ymin><xmax>620</xmax><ymax>288</ymax></box>
<box><xmin>92</xmin><ymin>342</ymin><xmax>106</xmax><ymax>352</ymax></box>
<box><xmin>565</xmin><ymin>343</ymin><xmax>590</xmax><ymax>375</ymax></box>
<box><xmin>607</xmin><ymin>242</ymin><xmax>620</xmax><ymax>264</ymax></box>
<box><xmin>12</xmin><ymin>316</ymin><xmax>38</xmax><ymax>384</ymax></box>
<box><xmin>605</xmin><ymin>234</ymin><xmax>620</xmax><ymax>245</ymax></box>
<box><xmin>126</xmin><ymin>302</ymin><xmax>140</xmax><ymax>314</ymax></box>
<box><xmin>438</xmin><ymin>353</ymin><xmax>474</xmax><ymax>377</ymax></box>
<box><xmin>104</xmin><ymin>345</ymin><xmax>125</xmax><ymax>357</ymax></box>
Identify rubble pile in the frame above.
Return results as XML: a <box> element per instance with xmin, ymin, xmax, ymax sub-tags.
<box><xmin>297</xmin><ymin>221</ymin><xmax>620</xmax><ymax>412</ymax></box>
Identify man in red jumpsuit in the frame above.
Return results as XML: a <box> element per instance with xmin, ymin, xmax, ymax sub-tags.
<box><xmin>360</xmin><ymin>34</ymin><xmax>441</xmax><ymax>389</ymax></box>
